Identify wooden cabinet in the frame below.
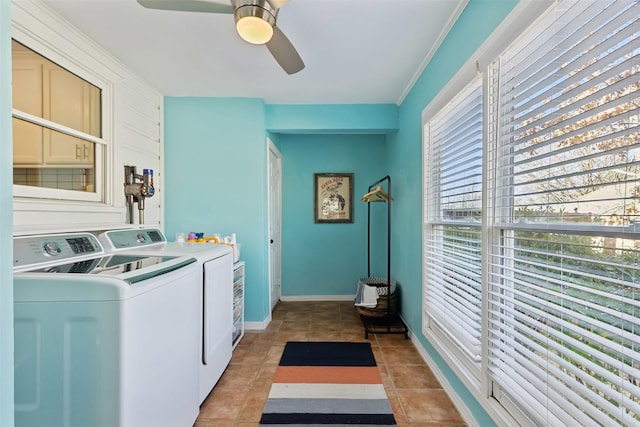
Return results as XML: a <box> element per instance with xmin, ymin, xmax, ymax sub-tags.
<box><xmin>12</xmin><ymin>47</ymin><xmax>99</xmax><ymax>167</ymax></box>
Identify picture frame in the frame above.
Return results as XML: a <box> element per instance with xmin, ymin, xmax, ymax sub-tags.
<box><xmin>314</xmin><ymin>173</ymin><xmax>354</xmax><ymax>223</ymax></box>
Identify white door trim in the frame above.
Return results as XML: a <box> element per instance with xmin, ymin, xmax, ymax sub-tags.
<box><xmin>267</xmin><ymin>138</ymin><xmax>282</xmax><ymax>312</ymax></box>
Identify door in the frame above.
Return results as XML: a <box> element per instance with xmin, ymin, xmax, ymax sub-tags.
<box><xmin>267</xmin><ymin>140</ymin><xmax>282</xmax><ymax>311</ymax></box>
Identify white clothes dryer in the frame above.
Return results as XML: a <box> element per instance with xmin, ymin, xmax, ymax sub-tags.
<box><xmin>98</xmin><ymin>229</ymin><xmax>234</xmax><ymax>403</ymax></box>
<box><xmin>13</xmin><ymin>232</ymin><xmax>201</xmax><ymax>427</ymax></box>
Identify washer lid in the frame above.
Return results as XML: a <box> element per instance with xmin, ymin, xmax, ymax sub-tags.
<box><xmin>16</xmin><ymin>254</ymin><xmax>196</xmax><ymax>284</ymax></box>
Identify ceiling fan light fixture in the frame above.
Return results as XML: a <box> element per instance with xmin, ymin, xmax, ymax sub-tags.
<box><xmin>234</xmin><ymin>4</ymin><xmax>276</xmax><ymax>45</ymax></box>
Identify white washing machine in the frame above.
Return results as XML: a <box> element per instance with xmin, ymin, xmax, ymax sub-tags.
<box><xmin>13</xmin><ymin>232</ymin><xmax>201</xmax><ymax>427</ymax></box>
<box><xmin>98</xmin><ymin>229</ymin><xmax>234</xmax><ymax>403</ymax></box>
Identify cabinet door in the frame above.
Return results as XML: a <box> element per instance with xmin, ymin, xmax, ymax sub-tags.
<box><xmin>12</xmin><ymin>58</ymin><xmax>43</xmax><ymax>164</ymax></box>
<box><xmin>42</xmin><ymin>63</ymin><xmax>95</xmax><ymax>165</ymax></box>
<box><xmin>43</xmin><ymin>131</ymin><xmax>94</xmax><ymax>166</ymax></box>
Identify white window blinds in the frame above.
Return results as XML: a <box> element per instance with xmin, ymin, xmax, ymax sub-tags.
<box><xmin>423</xmin><ymin>77</ymin><xmax>483</xmax><ymax>376</ymax></box>
<box><xmin>487</xmin><ymin>1</ymin><xmax>640</xmax><ymax>425</ymax></box>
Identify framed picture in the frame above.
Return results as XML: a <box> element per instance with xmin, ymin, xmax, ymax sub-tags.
<box><xmin>314</xmin><ymin>173</ymin><xmax>354</xmax><ymax>223</ymax></box>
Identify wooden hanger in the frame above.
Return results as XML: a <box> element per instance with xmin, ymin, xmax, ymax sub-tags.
<box><xmin>361</xmin><ymin>186</ymin><xmax>393</xmax><ymax>202</ymax></box>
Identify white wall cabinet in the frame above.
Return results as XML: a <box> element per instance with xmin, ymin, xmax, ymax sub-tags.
<box><xmin>12</xmin><ymin>54</ymin><xmax>99</xmax><ymax>168</ymax></box>
<box><xmin>232</xmin><ymin>261</ymin><xmax>245</xmax><ymax>349</ymax></box>
<box><xmin>12</xmin><ymin>56</ymin><xmax>43</xmax><ymax>165</ymax></box>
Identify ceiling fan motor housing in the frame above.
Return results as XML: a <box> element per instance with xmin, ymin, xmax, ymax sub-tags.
<box><xmin>234</xmin><ymin>0</ymin><xmax>277</xmax><ymax>44</ymax></box>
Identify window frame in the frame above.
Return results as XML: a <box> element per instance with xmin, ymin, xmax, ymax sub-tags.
<box><xmin>11</xmin><ymin>33</ymin><xmax>111</xmax><ymax>204</ymax></box>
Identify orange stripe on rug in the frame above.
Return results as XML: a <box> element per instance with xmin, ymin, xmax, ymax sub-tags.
<box><xmin>273</xmin><ymin>366</ymin><xmax>382</xmax><ymax>384</ymax></box>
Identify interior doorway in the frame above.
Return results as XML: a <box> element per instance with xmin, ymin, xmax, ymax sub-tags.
<box><xmin>267</xmin><ymin>139</ymin><xmax>282</xmax><ymax>311</ymax></box>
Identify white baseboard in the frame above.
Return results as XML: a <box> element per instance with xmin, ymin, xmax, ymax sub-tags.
<box><xmin>244</xmin><ymin>319</ymin><xmax>271</xmax><ymax>331</ymax></box>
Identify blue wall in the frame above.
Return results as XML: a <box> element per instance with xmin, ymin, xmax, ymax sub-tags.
<box><xmin>1</xmin><ymin>0</ymin><xmax>14</xmax><ymax>424</ymax></box>
<box><xmin>273</xmin><ymin>133</ymin><xmax>389</xmax><ymax>297</ymax></box>
<box><xmin>164</xmin><ymin>97</ymin><xmax>271</xmax><ymax>323</ymax></box>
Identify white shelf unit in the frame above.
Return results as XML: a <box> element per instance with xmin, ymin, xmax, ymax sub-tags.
<box><xmin>232</xmin><ymin>261</ymin><xmax>245</xmax><ymax>349</ymax></box>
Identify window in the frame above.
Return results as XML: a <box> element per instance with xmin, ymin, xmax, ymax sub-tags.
<box><xmin>423</xmin><ymin>77</ymin><xmax>484</xmax><ymax>383</ymax></box>
<box><xmin>423</xmin><ymin>0</ymin><xmax>640</xmax><ymax>425</ymax></box>
<box><xmin>487</xmin><ymin>1</ymin><xmax>640</xmax><ymax>424</ymax></box>
<box><xmin>12</xmin><ymin>39</ymin><xmax>104</xmax><ymax>201</ymax></box>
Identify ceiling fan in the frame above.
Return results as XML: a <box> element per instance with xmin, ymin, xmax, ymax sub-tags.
<box><xmin>136</xmin><ymin>0</ymin><xmax>305</xmax><ymax>74</ymax></box>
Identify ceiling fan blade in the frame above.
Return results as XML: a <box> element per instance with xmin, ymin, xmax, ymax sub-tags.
<box><xmin>136</xmin><ymin>0</ymin><xmax>233</xmax><ymax>14</ymax></box>
<box><xmin>266</xmin><ymin>26</ymin><xmax>304</xmax><ymax>74</ymax></box>
<box><xmin>266</xmin><ymin>0</ymin><xmax>289</xmax><ymax>9</ymax></box>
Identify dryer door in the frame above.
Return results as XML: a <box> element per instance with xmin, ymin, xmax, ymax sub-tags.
<box><xmin>202</xmin><ymin>253</ymin><xmax>233</xmax><ymax>364</ymax></box>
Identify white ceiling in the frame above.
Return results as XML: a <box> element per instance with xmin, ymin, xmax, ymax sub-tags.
<box><xmin>41</xmin><ymin>0</ymin><xmax>467</xmax><ymax>104</ymax></box>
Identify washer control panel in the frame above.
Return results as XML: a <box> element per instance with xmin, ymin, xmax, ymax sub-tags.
<box><xmin>13</xmin><ymin>233</ymin><xmax>103</xmax><ymax>270</ymax></box>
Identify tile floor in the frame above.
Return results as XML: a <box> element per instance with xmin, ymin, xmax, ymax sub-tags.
<box><xmin>195</xmin><ymin>300</ymin><xmax>466</xmax><ymax>427</ymax></box>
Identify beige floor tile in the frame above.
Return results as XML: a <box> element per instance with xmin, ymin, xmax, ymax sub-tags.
<box><xmin>230</xmin><ymin>347</ymin><xmax>268</xmax><ymax>366</ymax></box>
<box><xmin>388</xmin><ymin>364</ymin><xmax>442</xmax><ymax>389</ymax></box>
<box><xmin>279</xmin><ymin>320</ymin><xmax>311</xmax><ymax>332</ymax></box>
<box><xmin>386</xmin><ymin>390</ymin><xmax>409</xmax><ymax>424</ymax></box>
<box><xmin>378</xmin><ymin>364</ymin><xmax>394</xmax><ymax>389</ymax></box>
<box><xmin>381</xmin><ymin>345</ymin><xmax>427</xmax><ymax>365</ymax></box>
<box><xmin>215</xmin><ymin>363</ymin><xmax>259</xmax><ymax>389</ymax></box>
<box><xmin>252</xmin><ymin>363</ymin><xmax>278</xmax><ymax>390</ymax></box>
<box><xmin>309</xmin><ymin>321</ymin><xmax>342</xmax><ymax>331</ymax></box>
<box><xmin>341</xmin><ymin>330</ymin><xmax>369</xmax><ymax>342</ymax></box>
<box><xmin>307</xmin><ymin>329</ymin><xmax>347</xmax><ymax>341</ymax></box>
<box><xmin>263</xmin><ymin>344</ymin><xmax>285</xmax><ymax>365</ymax></box>
<box><xmin>198</xmin><ymin>388</ymin><xmax>246</xmax><ymax>421</ymax></box>
<box><xmin>282</xmin><ymin>310</ymin><xmax>313</xmax><ymax>321</ymax></box>
<box><xmin>236</xmin><ymin>389</ymin><xmax>269</xmax><ymax>422</ymax></box>
<box><xmin>273</xmin><ymin>330</ymin><xmax>308</xmax><ymax>344</ymax></box>
<box><xmin>194</xmin><ymin>421</ymin><xmax>234</xmax><ymax>427</ymax></box>
<box><xmin>397</xmin><ymin>389</ymin><xmax>465</xmax><ymax>424</ymax></box>
<box><xmin>376</xmin><ymin>331</ymin><xmax>414</xmax><ymax>347</ymax></box>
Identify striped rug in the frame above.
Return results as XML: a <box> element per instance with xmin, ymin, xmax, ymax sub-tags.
<box><xmin>259</xmin><ymin>341</ymin><xmax>397</xmax><ymax>426</ymax></box>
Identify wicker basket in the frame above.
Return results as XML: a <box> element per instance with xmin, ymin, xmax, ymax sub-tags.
<box><xmin>355</xmin><ymin>277</ymin><xmax>398</xmax><ymax>317</ymax></box>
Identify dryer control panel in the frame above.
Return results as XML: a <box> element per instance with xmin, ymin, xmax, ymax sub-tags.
<box><xmin>99</xmin><ymin>228</ymin><xmax>166</xmax><ymax>251</ymax></box>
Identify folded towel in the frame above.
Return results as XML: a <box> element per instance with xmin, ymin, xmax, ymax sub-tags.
<box><xmin>354</xmin><ymin>283</ymin><xmax>378</xmax><ymax>308</ymax></box>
